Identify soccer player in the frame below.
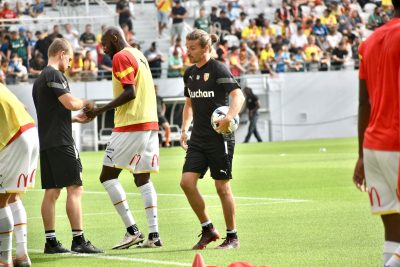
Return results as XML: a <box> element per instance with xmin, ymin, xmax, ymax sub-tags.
<box><xmin>0</xmin><ymin>84</ymin><xmax>39</xmax><ymax>267</ymax></box>
<box><xmin>85</xmin><ymin>27</ymin><xmax>161</xmax><ymax>249</ymax></box>
<box><xmin>352</xmin><ymin>3</ymin><xmax>400</xmax><ymax>266</ymax></box>
<box><xmin>180</xmin><ymin>29</ymin><xmax>245</xmax><ymax>250</ymax></box>
<box><xmin>32</xmin><ymin>38</ymin><xmax>103</xmax><ymax>254</ymax></box>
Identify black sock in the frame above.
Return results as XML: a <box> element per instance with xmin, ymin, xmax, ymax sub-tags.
<box><xmin>202</xmin><ymin>222</ymin><xmax>214</xmax><ymax>231</ymax></box>
<box><xmin>226</xmin><ymin>230</ymin><xmax>238</xmax><ymax>239</ymax></box>
<box><xmin>72</xmin><ymin>230</ymin><xmax>85</xmax><ymax>245</ymax></box>
<box><xmin>148</xmin><ymin>232</ymin><xmax>159</xmax><ymax>240</ymax></box>
<box><xmin>127</xmin><ymin>224</ymin><xmax>139</xmax><ymax>235</ymax></box>
<box><xmin>45</xmin><ymin>230</ymin><xmax>58</xmax><ymax>246</ymax></box>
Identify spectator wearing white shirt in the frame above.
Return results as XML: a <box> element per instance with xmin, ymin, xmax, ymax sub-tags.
<box><xmin>233</xmin><ymin>12</ymin><xmax>248</xmax><ymax>39</ymax></box>
<box><xmin>63</xmin><ymin>24</ymin><xmax>80</xmax><ymax>50</ymax></box>
<box><xmin>326</xmin><ymin>26</ymin><xmax>342</xmax><ymax>52</ymax></box>
<box><xmin>290</xmin><ymin>26</ymin><xmax>308</xmax><ymax>52</ymax></box>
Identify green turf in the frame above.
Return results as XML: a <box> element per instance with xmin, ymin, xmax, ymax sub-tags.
<box><xmin>22</xmin><ymin>138</ymin><xmax>382</xmax><ymax>267</ymax></box>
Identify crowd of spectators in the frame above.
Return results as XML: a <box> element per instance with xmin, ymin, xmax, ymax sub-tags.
<box><xmin>0</xmin><ymin>0</ymin><xmax>394</xmax><ymax>84</ymax></box>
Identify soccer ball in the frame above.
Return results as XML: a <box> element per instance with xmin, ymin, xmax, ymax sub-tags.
<box><xmin>211</xmin><ymin>106</ymin><xmax>239</xmax><ymax>134</ymax></box>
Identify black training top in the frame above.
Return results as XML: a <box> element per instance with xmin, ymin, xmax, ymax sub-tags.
<box><xmin>32</xmin><ymin>66</ymin><xmax>74</xmax><ymax>151</ymax></box>
<box><xmin>246</xmin><ymin>94</ymin><xmax>259</xmax><ymax>111</ymax></box>
<box><xmin>184</xmin><ymin>58</ymin><xmax>240</xmax><ymax>141</ymax></box>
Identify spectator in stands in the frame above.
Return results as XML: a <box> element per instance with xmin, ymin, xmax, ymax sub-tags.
<box><xmin>289</xmin><ymin>1</ymin><xmax>302</xmax><ymax>23</ymax></box>
<box><xmin>275</xmin><ymin>45</ymin><xmax>290</xmax><ymax>73</ymax></box>
<box><xmin>144</xmin><ymin>41</ymin><xmax>164</xmax><ymax>79</ymax></box>
<box><xmin>367</xmin><ymin>6</ymin><xmax>384</xmax><ymax>30</ymax></box>
<box><xmin>68</xmin><ymin>51</ymin><xmax>83</xmax><ymax>81</ymax></box>
<box><xmin>216</xmin><ymin>39</ymin><xmax>229</xmax><ymax>64</ymax></box>
<box><xmin>64</xmin><ymin>23</ymin><xmax>80</xmax><ymax>50</ymax></box>
<box><xmin>116</xmin><ymin>0</ymin><xmax>134</xmax><ymax>32</ymax></box>
<box><xmin>233</xmin><ymin>11</ymin><xmax>249</xmax><ymax>40</ymax></box>
<box><xmin>275</xmin><ymin>0</ymin><xmax>291</xmax><ymax>23</ymax></box>
<box><xmin>170</xmin><ymin>0</ymin><xmax>187</xmax><ymax>45</ymax></box>
<box><xmin>121</xmin><ymin>23</ymin><xmax>135</xmax><ymax>46</ymax></box>
<box><xmin>239</xmin><ymin>41</ymin><xmax>257</xmax><ymax>74</ymax></box>
<box><xmin>26</xmin><ymin>31</ymin><xmax>35</xmax><ymax>48</ymax></box>
<box><xmin>312</xmin><ymin>18</ymin><xmax>328</xmax><ymax>38</ymax></box>
<box><xmin>349</xmin><ymin>10</ymin><xmax>364</xmax><ymax>29</ymax></box>
<box><xmin>351</xmin><ymin>35</ymin><xmax>361</xmax><ymax>69</ymax></box>
<box><xmin>28</xmin><ymin>51</ymin><xmax>45</xmax><ymax>78</ymax></box>
<box><xmin>98</xmin><ymin>52</ymin><xmax>112</xmax><ymax>80</ymax></box>
<box><xmin>34</xmin><ymin>31</ymin><xmax>50</xmax><ymax>64</ymax></box>
<box><xmin>226</xmin><ymin>2</ymin><xmax>240</xmax><ymax>22</ymax></box>
<box><xmin>290</xmin><ymin>26</ymin><xmax>308</xmax><ymax>52</ymax></box>
<box><xmin>169</xmin><ymin>36</ymin><xmax>187</xmax><ymax>61</ymax></box>
<box><xmin>155</xmin><ymin>85</ymin><xmax>171</xmax><ymax>147</ymax></box>
<box><xmin>243</xmin><ymin>87</ymin><xmax>263</xmax><ymax>143</ymax></box>
<box><xmin>320</xmin><ymin>8</ymin><xmax>337</xmax><ymax>27</ymax></box>
<box><xmin>0</xmin><ymin>35</ymin><xmax>11</xmax><ymax>58</ymax></box>
<box><xmin>326</xmin><ymin>26</ymin><xmax>342</xmax><ymax>52</ymax></box>
<box><xmin>330</xmin><ymin>41</ymin><xmax>349</xmax><ymax>70</ymax></box>
<box><xmin>319</xmin><ymin>51</ymin><xmax>330</xmax><ymax>71</ymax></box>
<box><xmin>262</xmin><ymin>19</ymin><xmax>276</xmax><ymax>39</ymax></box>
<box><xmin>256</xmin><ymin>27</ymin><xmax>271</xmax><ymax>49</ymax></box>
<box><xmin>281</xmin><ymin>19</ymin><xmax>296</xmax><ymax>40</ymax></box>
<box><xmin>155</xmin><ymin>0</ymin><xmax>172</xmax><ymax>37</ymax></box>
<box><xmin>46</xmin><ymin>25</ymin><xmax>63</xmax><ymax>45</ymax></box>
<box><xmin>259</xmin><ymin>43</ymin><xmax>275</xmax><ymax>74</ymax></box>
<box><xmin>7</xmin><ymin>53</ymin><xmax>28</xmax><ymax>84</ymax></box>
<box><xmin>81</xmin><ymin>50</ymin><xmax>98</xmax><ymax>81</ymax></box>
<box><xmin>0</xmin><ymin>57</ymin><xmax>9</xmax><ymax>83</ymax></box>
<box><xmin>304</xmin><ymin>35</ymin><xmax>321</xmax><ymax>63</ymax></box>
<box><xmin>194</xmin><ymin>7</ymin><xmax>211</xmax><ymax>33</ymax></box>
<box><xmin>290</xmin><ymin>47</ymin><xmax>306</xmax><ymax>72</ymax></box>
<box><xmin>167</xmin><ymin>49</ymin><xmax>183</xmax><ymax>78</ymax></box>
<box><xmin>303</xmin><ymin>19</ymin><xmax>314</xmax><ymax>37</ymax></box>
<box><xmin>7</xmin><ymin>30</ymin><xmax>30</xmax><ymax>68</ymax></box>
<box><xmin>241</xmin><ymin>19</ymin><xmax>260</xmax><ymax>45</ymax></box>
<box><xmin>0</xmin><ymin>2</ymin><xmax>18</xmax><ymax>21</ymax></box>
<box><xmin>30</xmin><ymin>0</ymin><xmax>45</xmax><ymax>18</ymax></box>
<box><xmin>209</xmin><ymin>6</ymin><xmax>219</xmax><ymax>33</ymax></box>
<box><xmin>306</xmin><ymin>52</ymin><xmax>320</xmax><ymax>72</ymax></box>
<box><xmin>229</xmin><ymin>45</ymin><xmax>245</xmax><ymax>78</ymax></box>
<box><xmin>80</xmin><ymin>24</ymin><xmax>97</xmax><ymax>51</ymax></box>
<box><xmin>218</xmin><ymin>9</ymin><xmax>233</xmax><ymax>34</ymax></box>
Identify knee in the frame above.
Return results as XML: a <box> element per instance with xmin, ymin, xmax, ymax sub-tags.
<box><xmin>67</xmin><ymin>186</ymin><xmax>83</xmax><ymax>199</ymax></box>
<box><xmin>180</xmin><ymin>179</ymin><xmax>195</xmax><ymax>192</ymax></box>
<box><xmin>46</xmin><ymin>189</ymin><xmax>61</xmax><ymax>202</ymax></box>
<box><xmin>216</xmin><ymin>184</ymin><xmax>231</xmax><ymax>198</ymax></box>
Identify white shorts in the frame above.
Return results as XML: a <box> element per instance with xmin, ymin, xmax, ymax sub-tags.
<box><xmin>0</xmin><ymin>127</ymin><xmax>39</xmax><ymax>193</ymax></box>
<box><xmin>364</xmin><ymin>149</ymin><xmax>400</xmax><ymax>215</ymax></box>
<box><xmin>103</xmin><ymin>130</ymin><xmax>159</xmax><ymax>173</ymax></box>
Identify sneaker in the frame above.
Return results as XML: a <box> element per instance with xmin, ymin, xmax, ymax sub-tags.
<box><xmin>192</xmin><ymin>227</ymin><xmax>220</xmax><ymax>250</ymax></box>
<box><xmin>44</xmin><ymin>241</ymin><xmax>71</xmax><ymax>254</ymax></box>
<box><xmin>112</xmin><ymin>232</ymin><xmax>145</xmax><ymax>250</ymax></box>
<box><xmin>139</xmin><ymin>238</ymin><xmax>163</xmax><ymax>248</ymax></box>
<box><xmin>71</xmin><ymin>240</ymin><xmax>104</xmax><ymax>254</ymax></box>
<box><xmin>13</xmin><ymin>256</ymin><xmax>31</xmax><ymax>267</ymax></box>
<box><xmin>215</xmin><ymin>237</ymin><xmax>240</xmax><ymax>249</ymax></box>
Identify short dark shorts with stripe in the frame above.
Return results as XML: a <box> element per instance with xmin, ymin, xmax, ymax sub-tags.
<box><xmin>40</xmin><ymin>145</ymin><xmax>83</xmax><ymax>189</ymax></box>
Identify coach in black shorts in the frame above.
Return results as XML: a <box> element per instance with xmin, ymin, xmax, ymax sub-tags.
<box><xmin>32</xmin><ymin>38</ymin><xmax>102</xmax><ymax>254</ymax></box>
<box><xmin>180</xmin><ymin>29</ymin><xmax>245</xmax><ymax>250</ymax></box>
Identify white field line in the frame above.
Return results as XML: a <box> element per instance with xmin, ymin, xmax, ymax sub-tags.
<box><xmin>27</xmin><ymin>200</ymin><xmax>308</xmax><ymax>220</ymax></box>
<box><xmin>29</xmin><ymin>249</ymin><xmax>191</xmax><ymax>266</ymax></box>
<box><xmin>30</xmin><ymin>189</ymin><xmax>309</xmax><ymax>202</ymax></box>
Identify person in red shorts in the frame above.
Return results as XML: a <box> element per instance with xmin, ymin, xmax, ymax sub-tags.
<box><xmin>353</xmin><ymin>1</ymin><xmax>400</xmax><ymax>266</ymax></box>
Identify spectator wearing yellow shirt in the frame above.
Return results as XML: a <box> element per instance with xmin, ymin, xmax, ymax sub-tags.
<box><xmin>155</xmin><ymin>0</ymin><xmax>172</xmax><ymax>37</ymax></box>
<box><xmin>68</xmin><ymin>51</ymin><xmax>83</xmax><ymax>81</ymax></box>
<box><xmin>320</xmin><ymin>9</ymin><xmax>337</xmax><ymax>26</ymax></box>
<box><xmin>304</xmin><ymin>35</ymin><xmax>321</xmax><ymax>61</ymax></box>
<box><xmin>82</xmin><ymin>50</ymin><xmax>98</xmax><ymax>81</ymax></box>
<box><xmin>241</xmin><ymin>19</ymin><xmax>261</xmax><ymax>45</ymax></box>
<box><xmin>259</xmin><ymin>43</ymin><xmax>275</xmax><ymax>74</ymax></box>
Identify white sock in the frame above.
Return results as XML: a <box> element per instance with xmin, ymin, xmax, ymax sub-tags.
<box><xmin>9</xmin><ymin>200</ymin><xmax>28</xmax><ymax>257</ymax></box>
<box><xmin>138</xmin><ymin>181</ymin><xmax>159</xmax><ymax>233</ymax></box>
<box><xmin>385</xmin><ymin>242</ymin><xmax>400</xmax><ymax>267</ymax></box>
<box><xmin>103</xmin><ymin>179</ymin><xmax>136</xmax><ymax>228</ymax></box>
<box><xmin>201</xmin><ymin>220</ymin><xmax>212</xmax><ymax>227</ymax></box>
<box><xmin>0</xmin><ymin>207</ymin><xmax>13</xmax><ymax>264</ymax></box>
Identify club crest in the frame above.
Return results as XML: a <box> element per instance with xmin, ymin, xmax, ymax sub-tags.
<box><xmin>204</xmin><ymin>73</ymin><xmax>209</xmax><ymax>81</ymax></box>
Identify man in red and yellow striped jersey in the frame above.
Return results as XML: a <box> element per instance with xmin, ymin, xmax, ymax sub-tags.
<box><xmin>0</xmin><ymin>84</ymin><xmax>39</xmax><ymax>266</ymax></box>
<box><xmin>86</xmin><ymin>26</ymin><xmax>161</xmax><ymax>249</ymax></box>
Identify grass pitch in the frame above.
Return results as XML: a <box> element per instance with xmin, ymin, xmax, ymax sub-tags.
<box><xmin>23</xmin><ymin>138</ymin><xmax>381</xmax><ymax>267</ymax></box>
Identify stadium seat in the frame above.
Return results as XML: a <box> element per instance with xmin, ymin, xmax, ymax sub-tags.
<box><xmin>300</xmin><ymin>5</ymin><xmax>311</xmax><ymax>17</ymax></box>
<box><xmin>169</xmin><ymin>124</ymin><xmax>182</xmax><ymax>146</ymax></box>
<box><xmin>224</xmin><ymin>34</ymin><xmax>240</xmax><ymax>47</ymax></box>
<box><xmin>98</xmin><ymin>128</ymin><xmax>112</xmax><ymax>146</ymax></box>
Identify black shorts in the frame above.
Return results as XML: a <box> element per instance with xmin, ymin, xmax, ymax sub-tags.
<box><xmin>40</xmin><ymin>145</ymin><xmax>83</xmax><ymax>189</ymax></box>
<box><xmin>182</xmin><ymin>138</ymin><xmax>235</xmax><ymax>180</ymax></box>
<box><xmin>158</xmin><ymin>115</ymin><xmax>168</xmax><ymax>125</ymax></box>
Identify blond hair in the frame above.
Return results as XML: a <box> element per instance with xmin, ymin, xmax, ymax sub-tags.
<box><xmin>186</xmin><ymin>29</ymin><xmax>219</xmax><ymax>52</ymax></box>
<box><xmin>48</xmin><ymin>38</ymin><xmax>72</xmax><ymax>58</ymax></box>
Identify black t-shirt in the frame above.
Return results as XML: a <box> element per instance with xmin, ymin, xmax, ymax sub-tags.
<box><xmin>219</xmin><ymin>17</ymin><xmax>232</xmax><ymax>32</ymax></box>
<box><xmin>116</xmin><ymin>0</ymin><xmax>130</xmax><ymax>21</ymax></box>
<box><xmin>32</xmin><ymin>66</ymin><xmax>74</xmax><ymax>151</ymax></box>
<box><xmin>246</xmin><ymin>94</ymin><xmax>258</xmax><ymax>111</ymax></box>
<box><xmin>80</xmin><ymin>32</ymin><xmax>96</xmax><ymax>45</ymax></box>
<box><xmin>331</xmin><ymin>48</ymin><xmax>348</xmax><ymax>65</ymax></box>
<box><xmin>172</xmin><ymin>6</ymin><xmax>186</xmax><ymax>24</ymax></box>
<box><xmin>34</xmin><ymin>39</ymin><xmax>51</xmax><ymax>61</ymax></box>
<box><xmin>184</xmin><ymin>58</ymin><xmax>240</xmax><ymax>142</ymax></box>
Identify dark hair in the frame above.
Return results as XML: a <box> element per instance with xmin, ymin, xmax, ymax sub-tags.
<box><xmin>186</xmin><ymin>29</ymin><xmax>219</xmax><ymax>52</ymax></box>
<box><xmin>244</xmin><ymin>87</ymin><xmax>255</xmax><ymax>98</ymax></box>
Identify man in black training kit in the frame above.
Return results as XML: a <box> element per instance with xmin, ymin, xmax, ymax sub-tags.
<box><xmin>32</xmin><ymin>38</ymin><xmax>103</xmax><ymax>254</ymax></box>
<box><xmin>180</xmin><ymin>29</ymin><xmax>245</xmax><ymax>250</ymax></box>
